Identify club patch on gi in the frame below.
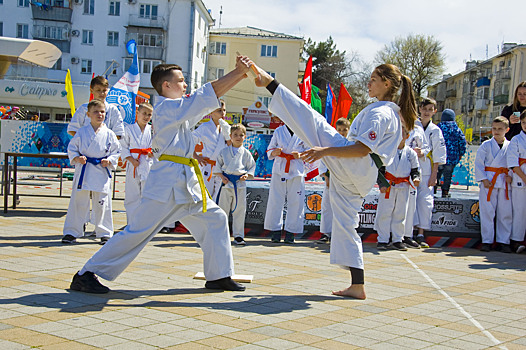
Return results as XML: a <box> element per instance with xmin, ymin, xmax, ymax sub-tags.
<box><xmin>368</xmin><ymin>131</ymin><xmax>377</xmax><ymax>140</ymax></box>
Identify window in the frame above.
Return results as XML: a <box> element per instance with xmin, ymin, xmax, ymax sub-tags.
<box><xmin>109</xmin><ymin>1</ymin><xmax>120</xmax><ymax>16</ymax></box>
<box><xmin>140</xmin><ymin>59</ymin><xmax>161</xmax><ymax>74</ymax></box>
<box><xmin>137</xmin><ymin>33</ymin><xmax>162</xmax><ymax>47</ymax></box>
<box><xmin>216</xmin><ymin>68</ymin><xmax>224</xmax><ymax>79</ymax></box>
<box><xmin>105</xmin><ymin>61</ymin><xmax>118</xmax><ymax>75</ymax></box>
<box><xmin>16</xmin><ymin>24</ymin><xmax>29</xmax><ymax>38</ymax></box>
<box><xmin>55</xmin><ymin>113</ymin><xmax>72</xmax><ymax>122</ymax></box>
<box><xmin>198</xmin><ymin>16</ymin><xmax>202</xmax><ymax>30</ymax></box>
<box><xmin>51</xmin><ymin>58</ymin><xmax>62</xmax><ymax>70</ymax></box>
<box><xmin>81</xmin><ymin>59</ymin><xmax>92</xmax><ymax>74</ymax></box>
<box><xmin>196</xmin><ymin>43</ymin><xmax>200</xmax><ymax>57</ymax></box>
<box><xmin>210</xmin><ymin>41</ymin><xmax>226</xmax><ymax>55</ymax></box>
<box><xmin>84</xmin><ymin>0</ymin><xmax>94</xmax><ymax>15</ymax></box>
<box><xmin>82</xmin><ymin>30</ymin><xmax>93</xmax><ymax>44</ymax></box>
<box><xmin>0</xmin><ymin>23</ymin><xmax>3</xmax><ymax>37</ymax></box>
<box><xmin>18</xmin><ymin>0</ymin><xmax>29</xmax><ymax>7</ymax></box>
<box><xmin>107</xmin><ymin>31</ymin><xmax>119</xmax><ymax>46</ymax></box>
<box><xmin>34</xmin><ymin>25</ymin><xmax>65</xmax><ymax>40</ymax></box>
<box><xmin>261</xmin><ymin>45</ymin><xmax>277</xmax><ymax>57</ymax></box>
<box><xmin>267</xmin><ymin>71</ymin><xmax>276</xmax><ymax>79</ymax></box>
<box><xmin>194</xmin><ymin>71</ymin><xmax>198</xmax><ymax>87</ymax></box>
<box><xmin>258</xmin><ymin>96</ymin><xmax>271</xmax><ymax>107</ymax></box>
<box><xmin>139</xmin><ymin>4</ymin><xmax>158</xmax><ymax>20</ymax></box>
<box><xmin>54</xmin><ymin>0</ymin><xmax>65</xmax><ymax>7</ymax></box>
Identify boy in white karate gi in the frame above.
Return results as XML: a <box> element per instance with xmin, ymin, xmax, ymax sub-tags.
<box><xmin>215</xmin><ymin>124</ymin><xmax>256</xmax><ymax>245</ymax></box>
<box><xmin>193</xmin><ymin>100</ymin><xmax>232</xmax><ymax>201</ymax></box>
<box><xmin>264</xmin><ymin>120</ymin><xmax>307</xmax><ymax>244</ymax></box>
<box><xmin>507</xmin><ymin>112</ymin><xmax>526</xmax><ymax>253</ymax></box>
<box><xmin>120</xmin><ymin>103</ymin><xmax>154</xmax><ymax>223</ymax></box>
<box><xmin>69</xmin><ymin>58</ymin><xmax>253</xmax><ymax>294</ymax></box>
<box><xmin>317</xmin><ymin>118</ymin><xmax>350</xmax><ymax>244</ymax></box>
<box><xmin>68</xmin><ymin>76</ymin><xmax>125</xmax><ymax>139</ymax></box>
<box><xmin>475</xmin><ymin>116</ymin><xmax>513</xmax><ymax>252</ymax></box>
<box><xmin>375</xmin><ymin>126</ymin><xmax>420</xmax><ymax>250</ymax></box>
<box><xmin>62</xmin><ymin>99</ymin><xmax>121</xmax><ymax>245</ymax></box>
<box><xmin>414</xmin><ymin>98</ymin><xmax>447</xmax><ymax>248</ymax></box>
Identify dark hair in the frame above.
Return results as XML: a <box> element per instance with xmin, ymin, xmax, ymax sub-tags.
<box><xmin>374</xmin><ymin>64</ymin><xmax>417</xmax><ymax>130</ymax></box>
<box><xmin>420</xmin><ymin>97</ymin><xmax>437</xmax><ymax>108</ymax></box>
<box><xmin>87</xmin><ymin>99</ymin><xmax>105</xmax><ymax>111</ymax></box>
<box><xmin>493</xmin><ymin>116</ymin><xmax>509</xmax><ymax>127</ymax></box>
<box><xmin>90</xmin><ymin>76</ymin><xmax>109</xmax><ymax>89</ymax></box>
<box><xmin>151</xmin><ymin>64</ymin><xmax>183</xmax><ymax>95</ymax></box>
<box><xmin>335</xmin><ymin>117</ymin><xmax>350</xmax><ymax>128</ymax></box>
<box><xmin>512</xmin><ymin>81</ymin><xmax>526</xmax><ymax>112</ymax></box>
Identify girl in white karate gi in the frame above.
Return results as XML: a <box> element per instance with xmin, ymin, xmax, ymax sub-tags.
<box><xmin>70</xmin><ymin>59</ymin><xmax>253</xmax><ymax>294</ymax></box>
<box><xmin>264</xmin><ymin>122</ymin><xmax>308</xmax><ymax>244</ymax></box>
<box><xmin>253</xmin><ymin>63</ymin><xmax>417</xmax><ymax>299</ymax></box>
<box><xmin>375</xmin><ymin>126</ymin><xmax>420</xmax><ymax>250</ymax></box>
<box><xmin>193</xmin><ymin>100</ymin><xmax>232</xmax><ymax>201</ymax></box>
<box><xmin>215</xmin><ymin>124</ymin><xmax>256</xmax><ymax>245</ymax></box>
<box><xmin>120</xmin><ymin>103</ymin><xmax>154</xmax><ymax>223</ymax></box>
<box><xmin>507</xmin><ymin>111</ymin><xmax>526</xmax><ymax>252</ymax></box>
<box><xmin>62</xmin><ymin>99</ymin><xmax>121</xmax><ymax>245</ymax></box>
<box><xmin>475</xmin><ymin>116</ymin><xmax>513</xmax><ymax>252</ymax></box>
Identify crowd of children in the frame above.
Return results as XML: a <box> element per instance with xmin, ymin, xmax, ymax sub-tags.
<box><xmin>61</xmin><ymin>60</ymin><xmax>526</xmax><ymax>298</ymax></box>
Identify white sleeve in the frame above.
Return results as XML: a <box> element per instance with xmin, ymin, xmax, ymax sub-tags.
<box><xmin>475</xmin><ymin>143</ymin><xmax>488</xmax><ymax>182</ymax></box>
<box><xmin>266</xmin><ymin>132</ymin><xmax>279</xmax><ymax>160</ymax></box>
<box><xmin>119</xmin><ymin>126</ymin><xmax>132</xmax><ymax>159</ymax></box>
<box><xmin>219</xmin><ymin>119</ymin><xmax>231</xmax><ymax>141</ymax></box>
<box><xmin>68</xmin><ymin>104</ymin><xmax>87</xmax><ymax>134</ymax></box>
<box><xmin>106</xmin><ymin>132</ymin><xmax>122</xmax><ymax>170</ymax></box>
<box><xmin>507</xmin><ymin>138</ymin><xmax>520</xmax><ymax>168</ymax></box>
<box><xmin>431</xmin><ymin>128</ymin><xmax>447</xmax><ymax>164</ymax></box>
<box><xmin>67</xmin><ymin>133</ymin><xmax>81</xmax><ymax>163</ymax></box>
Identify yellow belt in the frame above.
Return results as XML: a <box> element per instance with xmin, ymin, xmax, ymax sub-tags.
<box><xmin>158</xmin><ymin>154</ymin><xmax>211</xmax><ymax>213</ymax></box>
<box><xmin>426</xmin><ymin>151</ymin><xmax>433</xmax><ymax>164</ymax></box>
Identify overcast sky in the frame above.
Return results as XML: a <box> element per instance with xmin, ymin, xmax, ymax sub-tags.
<box><xmin>204</xmin><ymin>0</ymin><xmax>525</xmax><ymax>77</ymax></box>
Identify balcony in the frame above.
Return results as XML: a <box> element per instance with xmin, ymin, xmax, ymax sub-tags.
<box><xmin>476</xmin><ymin>77</ymin><xmax>490</xmax><ymax>87</ymax></box>
<box><xmin>137</xmin><ymin>46</ymin><xmax>163</xmax><ymax>60</ymax></box>
<box><xmin>475</xmin><ymin>98</ymin><xmax>490</xmax><ymax>110</ymax></box>
<box><xmin>495</xmin><ymin>68</ymin><xmax>511</xmax><ymax>81</ymax></box>
<box><xmin>128</xmin><ymin>14</ymin><xmax>166</xmax><ymax>29</ymax></box>
<box><xmin>493</xmin><ymin>94</ymin><xmax>509</xmax><ymax>105</ymax></box>
<box><xmin>446</xmin><ymin>89</ymin><xmax>457</xmax><ymax>98</ymax></box>
<box><xmin>31</xmin><ymin>5</ymin><xmax>72</xmax><ymax>22</ymax></box>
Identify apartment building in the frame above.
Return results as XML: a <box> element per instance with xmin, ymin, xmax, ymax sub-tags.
<box><xmin>428</xmin><ymin>43</ymin><xmax>526</xmax><ymax>141</ymax></box>
<box><xmin>0</xmin><ymin>0</ymin><xmax>213</xmax><ymax>121</ymax></box>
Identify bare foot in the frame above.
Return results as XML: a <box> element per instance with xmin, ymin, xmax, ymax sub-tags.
<box><xmin>332</xmin><ymin>284</ymin><xmax>366</xmax><ymax>299</ymax></box>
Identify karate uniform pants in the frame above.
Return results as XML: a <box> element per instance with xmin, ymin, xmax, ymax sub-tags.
<box><xmin>202</xmin><ymin>164</ymin><xmax>222</xmax><ymax>202</ymax></box>
<box><xmin>404</xmin><ymin>186</ymin><xmax>418</xmax><ymax>238</ymax></box>
<box><xmin>511</xmin><ymin>187</ymin><xmax>526</xmax><ymax>242</ymax></box>
<box><xmin>414</xmin><ymin>175</ymin><xmax>434</xmax><ymax>230</ymax></box>
<box><xmin>82</xmin><ymin>193</ymin><xmax>234</xmax><ymax>282</ymax></box>
<box><xmin>218</xmin><ymin>186</ymin><xmax>247</xmax><ymax>238</ymax></box>
<box><xmin>320</xmin><ymin>183</ymin><xmax>333</xmax><ymax>236</ymax></box>
<box><xmin>264</xmin><ymin>175</ymin><xmax>304</xmax><ymax>234</ymax></box>
<box><xmin>64</xmin><ymin>189</ymin><xmax>113</xmax><ymax>238</ymax></box>
<box><xmin>375</xmin><ymin>186</ymin><xmax>410</xmax><ymax>244</ymax></box>
<box><xmin>479</xmin><ymin>185</ymin><xmax>512</xmax><ymax>244</ymax></box>
<box><xmin>124</xmin><ymin>174</ymin><xmax>146</xmax><ymax>224</ymax></box>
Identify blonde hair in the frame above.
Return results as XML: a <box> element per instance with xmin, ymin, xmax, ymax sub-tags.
<box><xmin>138</xmin><ymin>102</ymin><xmax>153</xmax><ymax>112</ymax></box>
<box><xmin>374</xmin><ymin>64</ymin><xmax>417</xmax><ymax>130</ymax></box>
<box><xmin>230</xmin><ymin>123</ymin><xmax>246</xmax><ymax>135</ymax></box>
<box><xmin>493</xmin><ymin>116</ymin><xmax>509</xmax><ymax>127</ymax></box>
<box><xmin>87</xmin><ymin>99</ymin><xmax>105</xmax><ymax>111</ymax></box>
<box><xmin>335</xmin><ymin>117</ymin><xmax>350</xmax><ymax>128</ymax></box>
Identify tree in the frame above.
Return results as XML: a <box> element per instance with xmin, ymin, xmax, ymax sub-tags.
<box><xmin>375</xmin><ymin>34</ymin><xmax>445</xmax><ymax>98</ymax></box>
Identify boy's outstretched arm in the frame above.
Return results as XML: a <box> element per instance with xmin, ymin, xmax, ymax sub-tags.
<box><xmin>211</xmin><ymin>56</ymin><xmax>252</xmax><ymax>98</ymax></box>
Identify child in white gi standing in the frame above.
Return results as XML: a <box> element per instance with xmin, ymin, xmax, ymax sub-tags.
<box><xmin>62</xmin><ymin>100</ymin><xmax>121</xmax><ymax>245</ymax></box>
<box><xmin>193</xmin><ymin>100</ymin><xmax>232</xmax><ymax>201</ymax></box>
<box><xmin>507</xmin><ymin>111</ymin><xmax>526</xmax><ymax>253</ymax></box>
<box><xmin>215</xmin><ymin>124</ymin><xmax>256</xmax><ymax>245</ymax></box>
<box><xmin>69</xmin><ymin>58</ymin><xmax>253</xmax><ymax>294</ymax></box>
<box><xmin>475</xmin><ymin>116</ymin><xmax>513</xmax><ymax>252</ymax></box>
<box><xmin>253</xmin><ymin>63</ymin><xmax>417</xmax><ymax>299</ymax></box>
<box><xmin>317</xmin><ymin>118</ymin><xmax>350</xmax><ymax>244</ymax></box>
<box><xmin>120</xmin><ymin>103</ymin><xmax>154</xmax><ymax>223</ymax></box>
<box><xmin>265</xmin><ymin>121</ymin><xmax>307</xmax><ymax>244</ymax></box>
<box><xmin>375</xmin><ymin>126</ymin><xmax>420</xmax><ymax>250</ymax></box>
<box><xmin>414</xmin><ymin>98</ymin><xmax>447</xmax><ymax>248</ymax></box>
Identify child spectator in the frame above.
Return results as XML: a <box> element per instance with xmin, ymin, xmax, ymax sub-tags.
<box><xmin>68</xmin><ymin>76</ymin><xmax>125</xmax><ymax>139</ymax></box>
<box><xmin>120</xmin><ymin>103</ymin><xmax>154</xmax><ymax>223</ymax></box>
<box><xmin>317</xmin><ymin>117</ymin><xmax>350</xmax><ymax>244</ymax></box>
<box><xmin>414</xmin><ymin>98</ymin><xmax>447</xmax><ymax>248</ymax></box>
<box><xmin>436</xmin><ymin>109</ymin><xmax>467</xmax><ymax>197</ymax></box>
<box><xmin>215</xmin><ymin>124</ymin><xmax>256</xmax><ymax>245</ymax></box>
<box><xmin>265</xmin><ymin>121</ymin><xmax>307</xmax><ymax>244</ymax></box>
<box><xmin>507</xmin><ymin>111</ymin><xmax>526</xmax><ymax>253</ymax></box>
<box><xmin>193</xmin><ymin>100</ymin><xmax>231</xmax><ymax>201</ymax></box>
<box><xmin>475</xmin><ymin>116</ymin><xmax>512</xmax><ymax>252</ymax></box>
<box><xmin>62</xmin><ymin>100</ymin><xmax>121</xmax><ymax>245</ymax></box>
<box><xmin>375</xmin><ymin>126</ymin><xmax>420</xmax><ymax>250</ymax></box>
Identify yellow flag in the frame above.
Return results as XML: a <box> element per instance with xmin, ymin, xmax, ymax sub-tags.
<box><xmin>465</xmin><ymin>128</ymin><xmax>473</xmax><ymax>143</ymax></box>
<box><xmin>65</xmin><ymin>69</ymin><xmax>76</xmax><ymax>115</ymax></box>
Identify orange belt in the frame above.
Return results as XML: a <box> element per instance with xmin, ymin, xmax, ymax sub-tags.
<box><xmin>484</xmin><ymin>166</ymin><xmax>509</xmax><ymax>201</ymax></box>
<box><xmin>384</xmin><ymin>172</ymin><xmax>413</xmax><ymax>199</ymax></box>
<box><xmin>130</xmin><ymin>148</ymin><xmax>152</xmax><ymax>178</ymax></box>
<box><xmin>277</xmin><ymin>152</ymin><xmax>296</xmax><ymax>173</ymax></box>
<box><xmin>520</xmin><ymin>158</ymin><xmax>526</xmax><ymax>166</ymax></box>
<box><xmin>201</xmin><ymin>157</ymin><xmax>217</xmax><ymax>182</ymax></box>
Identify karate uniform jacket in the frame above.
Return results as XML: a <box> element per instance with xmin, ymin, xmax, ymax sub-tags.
<box><xmin>68</xmin><ymin>101</ymin><xmax>125</xmax><ymax>137</ymax></box>
<box><xmin>383</xmin><ymin>146</ymin><xmax>420</xmax><ymax>189</ymax></box>
<box><xmin>120</xmin><ymin>123</ymin><xmax>153</xmax><ymax>181</ymax></box>
<box><xmin>216</xmin><ymin>145</ymin><xmax>256</xmax><ymax>189</ymax></box>
<box><xmin>406</xmin><ymin>121</ymin><xmax>430</xmax><ymax>160</ymax></box>
<box><xmin>68</xmin><ymin>123</ymin><xmax>121</xmax><ymax>194</ymax></box>
<box><xmin>192</xmin><ymin>119</ymin><xmax>230</xmax><ymax>178</ymax></box>
<box><xmin>507</xmin><ymin>132</ymin><xmax>526</xmax><ymax>188</ymax></box>
<box><xmin>475</xmin><ymin>138</ymin><xmax>511</xmax><ymax>189</ymax></box>
<box><xmin>420</xmin><ymin>120</ymin><xmax>447</xmax><ymax>176</ymax></box>
<box><xmin>144</xmin><ymin>83</ymin><xmax>220</xmax><ymax>203</ymax></box>
<box><xmin>266</xmin><ymin>125</ymin><xmax>307</xmax><ymax>179</ymax></box>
